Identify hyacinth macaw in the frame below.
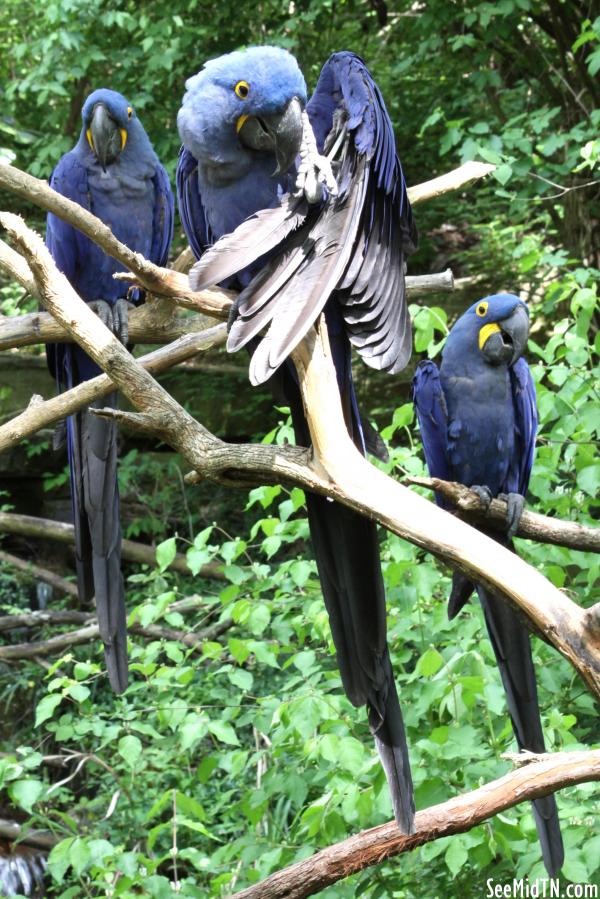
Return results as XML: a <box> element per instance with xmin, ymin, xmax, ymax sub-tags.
<box><xmin>46</xmin><ymin>89</ymin><xmax>174</xmax><ymax>693</ymax></box>
<box><xmin>412</xmin><ymin>294</ymin><xmax>564</xmax><ymax>875</ymax></box>
<box><xmin>176</xmin><ymin>45</ymin><xmax>418</xmax><ymax>832</ymax></box>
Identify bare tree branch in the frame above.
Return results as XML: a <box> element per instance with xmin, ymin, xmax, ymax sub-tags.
<box><xmin>0</xmin><ymin>511</ymin><xmax>226</xmax><ymax>581</ymax></box>
<box><xmin>0</xmin><ymin>610</ymin><xmax>91</xmax><ymax>632</ymax></box>
<box><xmin>1</xmin><ymin>209</ymin><xmax>598</xmax><ymax>702</ymax></box>
<box><xmin>0</xmin><ymin>271</ymin><xmax>453</xmax><ymax>350</ymax></box>
<box><xmin>0</xmin><ymin>614</ymin><xmax>232</xmax><ymax>661</ymax></box>
<box><xmin>0</xmin><ymin>325</ymin><xmax>227</xmax><ymax>453</ymax></box>
<box><xmin>0</xmin><ymin>160</ymin><xmax>487</xmax><ymax>320</ymax></box>
<box><xmin>0</xmin><ymin>818</ymin><xmax>58</xmax><ymax>851</ymax></box>
<box><xmin>228</xmin><ymin>750</ymin><xmax>600</xmax><ymax>899</ymax></box>
<box><xmin>405</xmin><ymin>160</ymin><xmax>496</xmax><ymax>204</ymax></box>
<box><xmin>406</xmin><ymin>476</ymin><xmax>600</xmax><ymax>553</ymax></box>
<box><xmin>0</xmin><ymin>548</ymin><xmax>79</xmax><ymax>597</ymax></box>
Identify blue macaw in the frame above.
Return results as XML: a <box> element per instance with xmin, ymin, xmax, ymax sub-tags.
<box><xmin>412</xmin><ymin>293</ymin><xmax>564</xmax><ymax>875</ymax></box>
<box><xmin>176</xmin><ymin>46</ymin><xmax>418</xmax><ymax>832</ymax></box>
<box><xmin>46</xmin><ymin>89</ymin><xmax>174</xmax><ymax>693</ymax></box>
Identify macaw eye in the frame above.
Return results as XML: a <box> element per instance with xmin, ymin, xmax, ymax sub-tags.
<box><xmin>127</xmin><ymin>106</ymin><xmax>133</xmax><ymax>119</ymax></box>
<box><xmin>476</xmin><ymin>301</ymin><xmax>488</xmax><ymax>317</ymax></box>
<box><xmin>234</xmin><ymin>80</ymin><xmax>250</xmax><ymax>100</ymax></box>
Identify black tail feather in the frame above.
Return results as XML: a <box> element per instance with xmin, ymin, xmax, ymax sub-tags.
<box><xmin>369</xmin><ymin>674</ymin><xmax>415</xmax><ymax>833</ymax></box>
<box><xmin>478</xmin><ymin>585</ymin><xmax>564</xmax><ymax>875</ymax></box>
<box><xmin>69</xmin><ymin>394</ymin><xmax>128</xmax><ymax>693</ymax></box>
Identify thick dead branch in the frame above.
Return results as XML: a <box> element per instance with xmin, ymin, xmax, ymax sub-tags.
<box><xmin>0</xmin><ymin>623</ymin><xmax>101</xmax><ymax>660</ymax></box>
<box><xmin>0</xmin><ymin>301</ymin><xmax>219</xmax><ymax>350</ymax></box>
<box><xmin>0</xmin><ymin>325</ymin><xmax>227</xmax><ymax>453</ymax></box>
<box><xmin>1</xmin><ymin>211</ymin><xmax>598</xmax><ymax>702</ymax></box>
<box><xmin>0</xmin><ymin>610</ymin><xmax>91</xmax><ymax>632</ymax></box>
<box><xmin>406</xmin><ymin>476</ymin><xmax>600</xmax><ymax>553</ymax></box>
<box><xmin>0</xmin><ymin>615</ymin><xmax>232</xmax><ymax>661</ymax></box>
<box><xmin>0</xmin><ymin>819</ymin><xmax>58</xmax><ymax>851</ymax></box>
<box><xmin>0</xmin><ymin>270</ymin><xmax>453</xmax><ymax>350</ymax></box>
<box><xmin>0</xmin><ymin>160</ymin><xmax>483</xmax><ymax>320</ymax></box>
<box><xmin>0</xmin><ymin>511</ymin><xmax>225</xmax><ymax>581</ymax></box>
<box><xmin>0</xmin><ymin>595</ymin><xmax>219</xmax><ymax>634</ymax></box>
<box><xmin>0</xmin><ymin>548</ymin><xmax>79</xmax><ymax>597</ymax></box>
<box><xmin>229</xmin><ymin>750</ymin><xmax>600</xmax><ymax>899</ymax></box>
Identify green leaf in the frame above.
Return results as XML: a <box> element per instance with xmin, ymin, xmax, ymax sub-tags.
<box><xmin>445</xmin><ymin>837</ymin><xmax>468</xmax><ymax>876</ymax></box>
<box><xmin>416</xmin><ymin>648</ymin><xmax>444</xmax><ymax>677</ymax></box>
<box><xmin>35</xmin><ymin>693</ymin><xmax>62</xmax><ymax>727</ymax></box>
<box><xmin>155</xmin><ymin>536</ymin><xmax>177</xmax><ymax>571</ymax></box>
<box><xmin>118</xmin><ymin>735</ymin><xmax>143</xmax><ymax>767</ymax></box>
<box><xmin>9</xmin><ymin>778</ymin><xmax>44</xmax><ymax>813</ymax></box>
<box><xmin>48</xmin><ymin>837</ymin><xmax>75</xmax><ymax>882</ymax></box>
<box><xmin>208</xmin><ymin>720</ymin><xmax>240</xmax><ymax>745</ymax></box>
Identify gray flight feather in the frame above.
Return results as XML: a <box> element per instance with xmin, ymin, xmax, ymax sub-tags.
<box><xmin>189</xmin><ymin>194</ymin><xmax>308</xmax><ymax>292</ymax></box>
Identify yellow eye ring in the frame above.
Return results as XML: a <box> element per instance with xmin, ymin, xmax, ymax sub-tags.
<box><xmin>127</xmin><ymin>106</ymin><xmax>133</xmax><ymax>119</ymax></box>
<box><xmin>476</xmin><ymin>301</ymin><xmax>488</xmax><ymax>317</ymax></box>
<box><xmin>234</xmin><ymin>80</ymin><xmax>250</xmax><ymax>100</ymax></box>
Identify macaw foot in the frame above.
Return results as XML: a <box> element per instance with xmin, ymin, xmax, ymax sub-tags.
<box><xmin>470</xmin><ymin>484</ymin><xmax>493</xmax><ymax>510</ymax></box>
<box><xmin>294</xmin><ymin>111</ymin><xmax>338</xmax><ymax>204</ymax></box>
<box><xmin>89</xmin><ymin>299</ymin><xmax>133</xmax><ymax>344</ymax></box>
<box><xmin>498</xmin><ymin>492</ymin><xmax>525</xmax><ymax>540</ymax></box>
<box><xmin>112</xmin><ymin>298</ymin><xmax>134</xmax><ymax>345</ymax></box>
<box><xmin>89</xmin><ymin>299</ymin><xmax>114</xmax><ymax>330</ymax></box>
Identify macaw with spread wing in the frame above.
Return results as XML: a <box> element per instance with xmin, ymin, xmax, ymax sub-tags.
<box><xmin>46</xmin><ymin>89</ymin><xmax>174</xmax><ymax>693</ymax></box>
<box><xmin>177</xmin><ymin>46</ymin><xmax>418</xmax><ymax>832</ymax></box>
<box><xmin>412</xmin><ymin>293</ymin><xmax>564</xmax><ymax>875</ymax></box>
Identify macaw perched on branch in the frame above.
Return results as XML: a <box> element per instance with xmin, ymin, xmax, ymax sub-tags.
<box><xmin>177</xmin><ymin>46</ymin><xmax>418</xmax><ymax>832</ymax></box>
<box><xmin>46</xmin><ymin>89</ymin><xmax>174</xmax><ymax>693</ymax></box>
<box><xmin>412</xmin><ymin>294</ymin><xmax>564</xmax><ymax>875</ymax></box>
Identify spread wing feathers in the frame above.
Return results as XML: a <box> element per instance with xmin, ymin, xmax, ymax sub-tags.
<box><xmin>176</xmin><ymin>147</ymin><xmax>213</xmax><ymax>260</ymax></box>
<box><xmin>151</xmin><ymin>162</ymin><xmax>175</xmax><ymax>267</ymax></box>
<box><xmin>226</xmin><ymin>149</ymin><xmax>369</xmax><ymax>384</ymax></box>
<box><xmin>311</xmin><ymin>52</ymin><xmax>417</xmax><ymax>373</ymax></box>
<box><xmin>248</xmin><ymin>155</ymin><xmax>370</xmax><ymax>385</ymax></box>
<box><xmin>507</xmin><ymin>357</ymin><xmax>538</xmax><ymax>496</ymax></box>
<box><xmin>224</xmin><ymin>51</ymin><xmax>416</xmax><ymax>382</ymax></box>
<box><xmin>189</xmin><ymin>194</ymin><xmax>309</xmax><ymax>291</ymax></box>
<box><xmin>68</xmin><ymin>394</ymin><xmax>128</xmax><ymax>694</ymax></box>
<box><xmin>478</xmin><ymin>586</ymin><xmax>564</xmax><ymax>876</ymax></box>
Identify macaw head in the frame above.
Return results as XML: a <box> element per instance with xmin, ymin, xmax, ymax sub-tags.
<box><xmin>447</xmin><ymin>293</ymin><xmax>530</xmax><ymax>367</ymax></box>
<box><xmin>81</xmin><ymin>88</ymin><xmax>139</xmax><ymax>170</ymax></box>
<box><xmin>178</xmin><ymin>46</ymin><xmax>308</xmax><ymax>176</ymax></box>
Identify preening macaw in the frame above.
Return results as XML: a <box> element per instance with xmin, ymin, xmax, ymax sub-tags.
<box><xmin>46</xmin><ymin>89</ymin><xmax>174</xmax><ymax>693</ymax></box>
<box><xmin>177</xmin><ymin>46</ymin><xmax>418</xmax><ymax>832</ymax></box>
<box><xmin>412</xmin><ymin>293</ymin><xmax>564</xmax><ymax>875</ymax></box>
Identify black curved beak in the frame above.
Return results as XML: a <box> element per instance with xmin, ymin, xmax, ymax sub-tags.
<box><xmin>238</xmin><ymin>96</ymin><xmax>304</xmax><ymax>176</ymax></box>
<box><xmin>89</xmin><ymin>103</ymin><xmax>124</xmax><ymax>170</ymax></box>
<box><xmin>481</xmin><ymin>303</ymin><xmax>529</xmax><ymax>366</ymax></box>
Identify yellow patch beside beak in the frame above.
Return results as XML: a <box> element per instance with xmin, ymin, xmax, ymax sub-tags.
<box><xmin>479</xmin><ymin>322</ymin><xmax>501</xmax><ymax>350</ymax></box>
<box><xmin>236</xmin><ymin>114</ymin><xmax>249</xmax><ymax>134</ymax></box>
<box><xmin>86</xmin><ymin>128</ymin><xmax>94</xmax><ymax>151</ymax></box>
<box><xmin>120</xmin><ymin>128</ymin><xmax>127</xmax><ymax>150</ymax></box>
